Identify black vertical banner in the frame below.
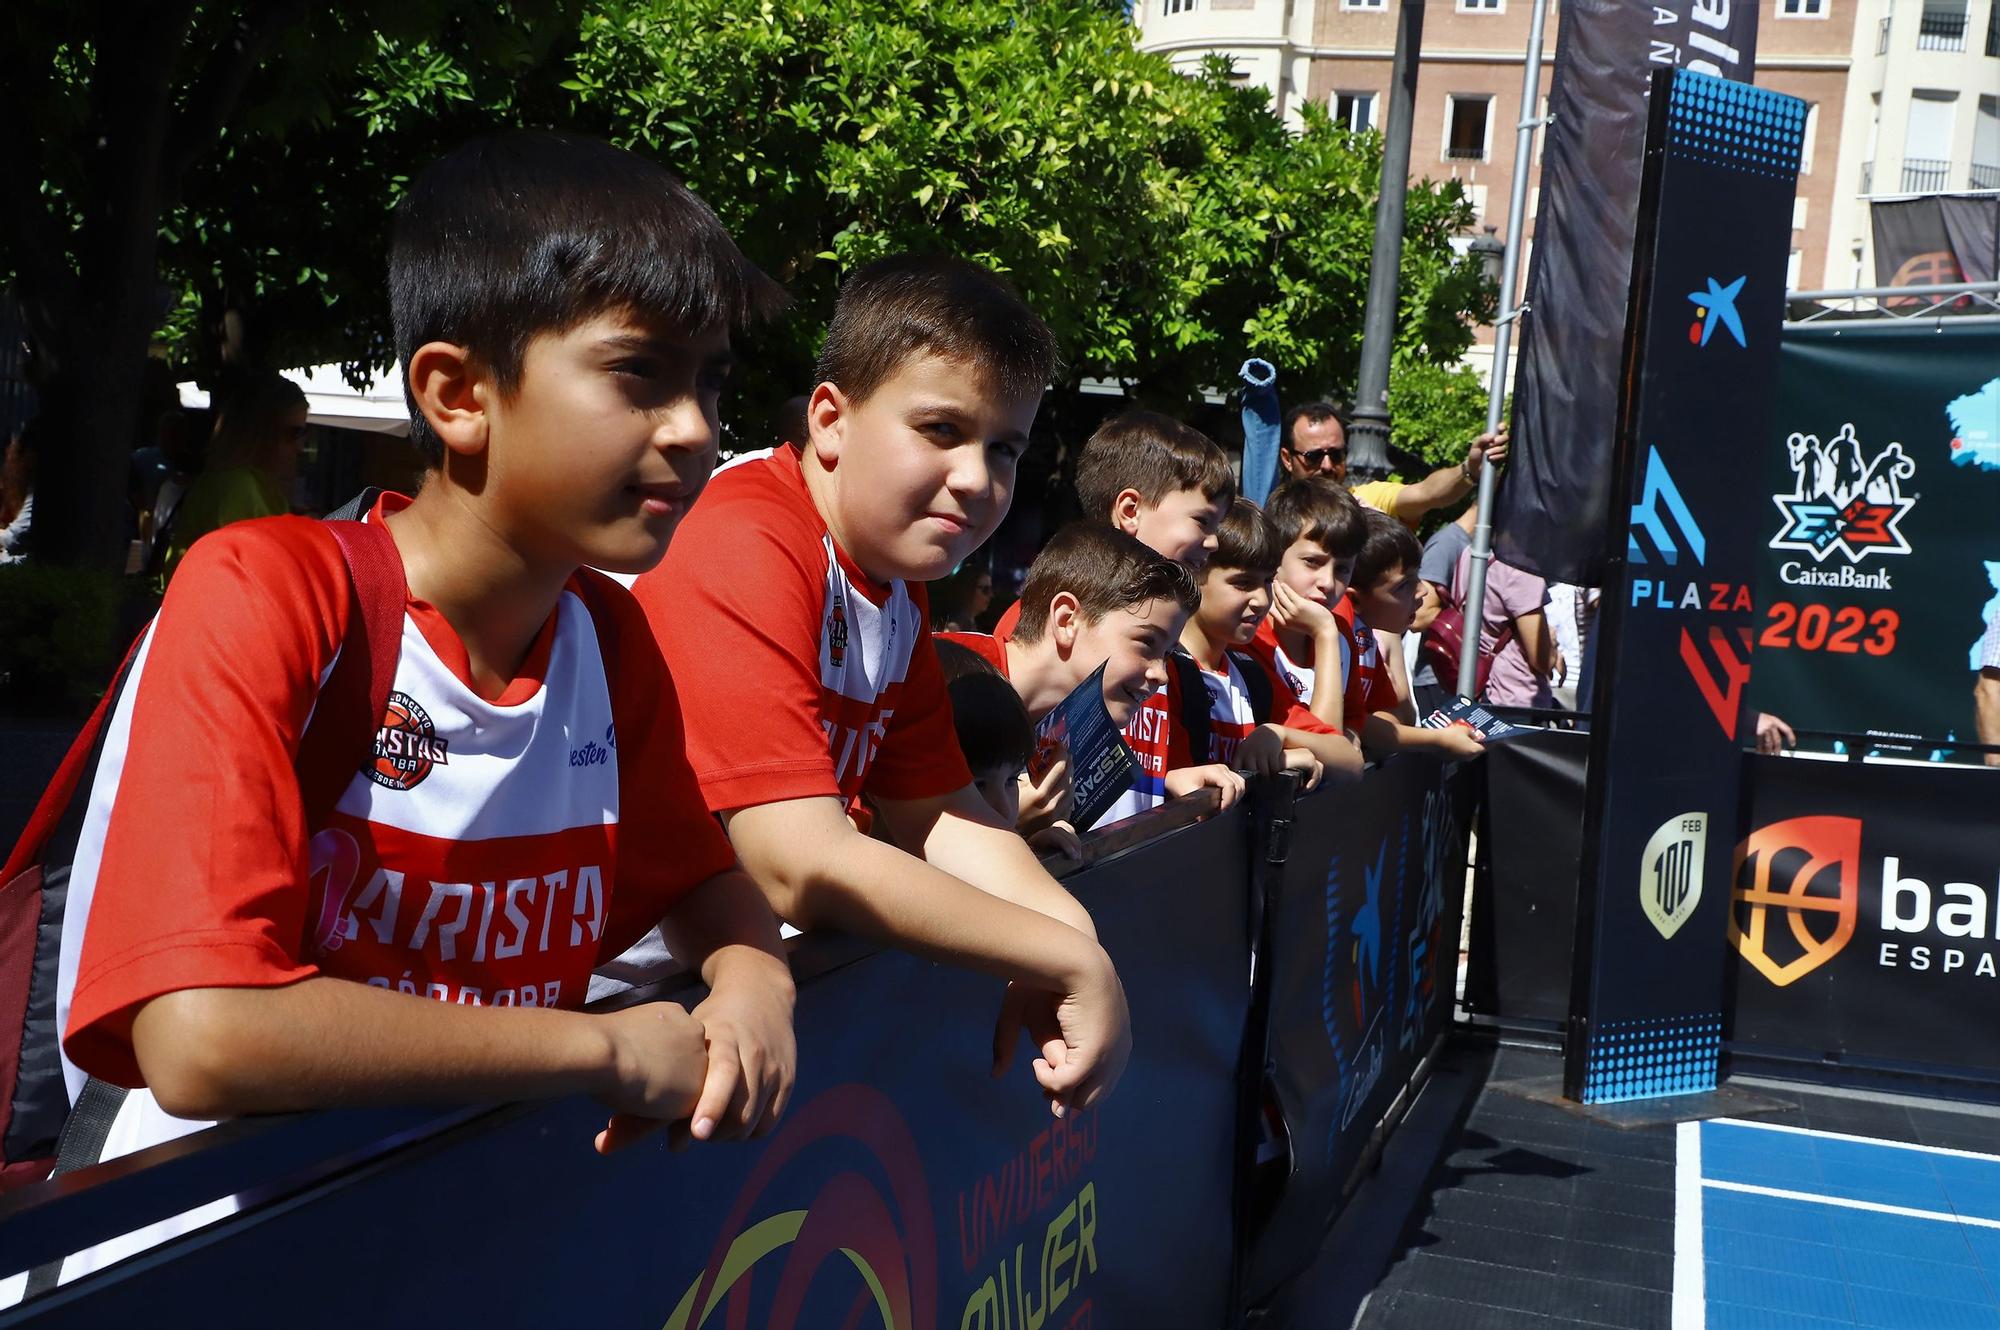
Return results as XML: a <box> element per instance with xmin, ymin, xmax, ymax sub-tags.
<box><xmin>1563</xmin><ymin>68</ymin><xmax>1806</xmax><ymax>1105</ymax></box>
<box><xmin>1497</xmin><ymin>0</ymin><xmax>1761</xmax><ymax>586</ymax></box>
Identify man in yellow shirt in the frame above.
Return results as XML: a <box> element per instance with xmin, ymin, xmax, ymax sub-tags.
<box><xmin>1278</xmin><ymin>401</ymin><xmax>1507</xmax><ymax>530</ymax></box>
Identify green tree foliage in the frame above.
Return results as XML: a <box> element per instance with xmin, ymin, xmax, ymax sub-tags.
<box><xmin>1388</xmin><ymin>354</ymin><xmax>1494</xmax><ymax>473</ymax></box>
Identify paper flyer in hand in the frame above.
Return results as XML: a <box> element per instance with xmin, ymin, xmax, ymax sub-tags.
<box><xmin>1419</xmin><ymin>697</ymin><xmax>1529</xmax><ymax>744</ymax></box>
<box><xmin>1033</xmin><ymin>663</ymin><xmax>1138</xmax><ymax>832</ymax></box>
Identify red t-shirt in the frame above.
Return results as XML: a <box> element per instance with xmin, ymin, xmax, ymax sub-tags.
<box><xmin>1245</xmin><ymin>620</ymin><xmax>1349</xmax><ymax>726</ymax></box>
<box><xmin>63</xmin><ymin>497</ymin><xmax>731</xmax><ymax>1088</ymax></box>
<box><xmin>938</xmin><ymin>630</ymin><xmax>1009</xmax><ymax>677</ymax></box>
<box><xmin>1334</xmin><ymin>597</ymin><xmax>1397</xmax><ymax>731</ymax></box>
<box><xmin>632</xmin><ymin>446</ymin><xmax>971</xmax><ymax>813</ymax></box>
<box><xmin>992</xmin><ymin>598</ymin><xmax>1022</xmax><ymax>640</ymax></box>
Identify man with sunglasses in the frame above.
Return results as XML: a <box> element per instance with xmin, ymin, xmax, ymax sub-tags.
<box><xmin>1279</xmin><ymin>401</ymin><xmax>1508</xmax><ymax>531</ymax></box>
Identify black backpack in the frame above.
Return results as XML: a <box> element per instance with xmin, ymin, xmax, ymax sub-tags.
<box><xmin>1168</xmin><ymin>647</ymin><xmax>1274</xmax><ymax>766</ymax></box>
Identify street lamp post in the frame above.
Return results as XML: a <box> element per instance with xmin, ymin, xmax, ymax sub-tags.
<box><xmin>1345</xmin><ymin>0</ymin><xmax>1427</xmax><ymax>484</ymax></box>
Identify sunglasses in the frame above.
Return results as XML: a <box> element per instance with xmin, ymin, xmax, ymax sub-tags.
<box><xmin>1285</xmin><ymin>444</ymin><xmax>1345</xmax><ymax>467</ymax></box>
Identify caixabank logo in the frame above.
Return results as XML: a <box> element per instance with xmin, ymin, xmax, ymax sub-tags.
<box><xmin>1625</xmin><ymin>447</ymin><xmax>1754</xmax><ymax>737</ymax></box>
<box><xmin>1770</xmin><ymin>422</ymin><xmax>1917</xmax><ymax>568</ymax></box>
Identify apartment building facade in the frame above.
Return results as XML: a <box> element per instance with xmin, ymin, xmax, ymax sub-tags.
<box><xmin>1134</xmin><ymin>0</ymin><xmax>1997</xmax><ymax>306</ymax></box>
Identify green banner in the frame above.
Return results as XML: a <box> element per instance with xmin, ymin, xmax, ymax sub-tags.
<box><xmin>1753</xmin><ymin>323</ymin><xmax>2000</xmax><ymax>753</ymax></box>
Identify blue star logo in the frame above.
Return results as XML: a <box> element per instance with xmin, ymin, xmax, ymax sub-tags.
<box><xmin>1687</xmin><ymin>275</ymin><xmax>1747</xmax><ymax>348</ymax></box>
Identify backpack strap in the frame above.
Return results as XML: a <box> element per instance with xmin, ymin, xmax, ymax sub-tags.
<box><xmin>296</xmin><ymin>519</ymin><xmax>405</xmax><ymax>826</ymax></box>
<box><xmin>1168</xmin><ymin>649</ymin><xmax>1213</xmax><ymax>768</ymax></box>
<box><xmin>20</xmin><ymin>1076</ymin><xmax>129</xmax><ymax>1295</ymax></box>
<box><xmin>1231</xmin><ymin>649</ymin><xmax>1275</xmax><ymax>724</ymax></box>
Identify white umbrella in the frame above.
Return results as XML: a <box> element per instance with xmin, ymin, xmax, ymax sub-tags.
<box><xmin>177</xmin><ymin>364</ymin><xmax>409</xmax><ymax>437</ymax></box>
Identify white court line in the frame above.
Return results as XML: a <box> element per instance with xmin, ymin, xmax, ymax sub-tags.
<box><xmin>1704</xmin><ymin>1117</ymin><xmax>2000</xmax><ymax>1165</ymax></box>
<box><xmin>1702</xmin><ymin>1177</ymin><xmax>2000</xmax><ymax>1230</ymax></box>
<box><xmin>1673</xmin><ymin>1120</ymin><xmax>1706</xmax><ymax>1330</ymax></box>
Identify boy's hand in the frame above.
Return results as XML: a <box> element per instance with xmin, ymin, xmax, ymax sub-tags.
<box><xmin>1017</xmin><ymin>745</ymin><xmax>1075</xmax><ymax>836</ymax></box>
<box><xmin>687</xmin><ymin>953</ymin><xmax>798</xmax><ymax>1144</ymax></box>
<box><xmin>991</xmin><ymin>946</ymin><xmax>1132</xmax><ymax>1118</ymax></box>
<box><xmin>1270</xmin><ymin>582</ymin><xmax>1337</xmax><ymax>639</ymax></box>
<box><xmin>1028</xmin><ymin>820</ymin><xmax>1084</xmax><ymax>861</ymax></box>
<box><xmin>1281</xmin><ymin>745</ymin><xmax>1326</xmax><ymax>790</ymax></box>
<box><xmin>594</xmin><ymin>1001</ymin><xmax>709</xmax><ymax>1154</ymax></box>
<box><xmin>1436</xmin><ymin>722</ymin><xmax>1487</xmax><ymax>761</ymax></box>
<box><xmin>1165</xmin><ymin>763</ymin><xmax>1248</xmax><ymax>809</ymax></box>
<box><xmin>1235</xmin><ymin>724</ymin><xmax>1289</xmax><ymax>776</ymax></box>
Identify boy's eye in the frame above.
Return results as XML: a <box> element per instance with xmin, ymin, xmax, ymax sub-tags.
<box><xmin>920</xmin><ymin>420</ymin><xmax>962</xmax><ymax>443</ymax></box>
<box><xmin>988</xmin><ymin>439</ymin><xmax>1025</xmax><ymax>463</ymax></box>
<box><xmin>697</xmin><ymin>364</ymin><xmax>733</xmax><ymax>392</ymax></box>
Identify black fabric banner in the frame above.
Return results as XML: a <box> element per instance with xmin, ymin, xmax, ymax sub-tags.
<box><xmin>1565</xmin><ymin>69</ymin><xmax>1805</xmax><ymax>1104</ymax></box>
<box><xmin>1751</xmin><ymin>324</ymin><xmax>2000</xmax><ymax>750</ymax></box>
<box><xmin>1871</xmin><ymin>195</ymin><xmax>2000</xmax><ymax>288</ymax></box>
<box><xmin>1243</xmin><ymin>756</ymin><xmax>1472</xmax><ymax>1305</ymax></box>
<box><xmin>1497</xmin><ymin>0</ymin><xmax>1761</xmax><ymax>586</ymax></box>
<box><xmin>1731</xmin><ymin>755</ymin><xmax>2000</xmax><ymax>1084</ymax></box>
<box><xmin>1465</xmin><ymin>728</ymin><xmax>1586</xmax><ymax>1028</ymax></box>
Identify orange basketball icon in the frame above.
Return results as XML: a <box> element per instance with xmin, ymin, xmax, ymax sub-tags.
<box><xmin>1730</xmin><ymin>816</ymin><xmax>1861</xmax><ymax>987</ymax></box>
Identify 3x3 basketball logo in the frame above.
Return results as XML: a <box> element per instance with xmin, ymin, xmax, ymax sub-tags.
<box><xmin>1770</xmin><ymin>422</ymin><xmax>1917</xmax><ymax>564</ymax></box>
<box><xmin>369</xmin><ymin>691</ymin><xmax>450</xmax><ymax>791</ymax></box>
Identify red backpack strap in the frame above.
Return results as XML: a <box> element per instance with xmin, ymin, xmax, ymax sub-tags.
<box><xmin>295</xmin><ymin>520</ymin><xmax>406</xmax><ymax>827</ymax></box>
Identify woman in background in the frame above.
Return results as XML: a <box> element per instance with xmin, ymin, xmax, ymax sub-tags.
<box><xmin>162</xmin><ymin>373</ymin><xmax>308</xmax><ymax>582</ymax></box>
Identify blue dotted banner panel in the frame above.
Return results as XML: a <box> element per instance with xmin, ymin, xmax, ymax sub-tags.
<box><xmin>1581</xmin><ymin>1012</ymin><xmax>1722</xmax><ymax>1104</ymax></box>
<box><xmin>1666</xmin><ymin>70</ymin><xmax>1807</xmax><ymax>180</ymax></box>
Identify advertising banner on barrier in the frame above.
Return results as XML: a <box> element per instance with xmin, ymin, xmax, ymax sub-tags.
<box><xmin>1752</xmin><ymin>324</ymin><xmax>2000</xmax><ymax>751</ymax></box>
<box><xmin>1565</xmin><ymin>69</ymin><xmax>1806</xmax><ymax>1104</ymax></box>
<box><xmin>1244</xmin><ymin>756</ymin><xmax>1471</xmax><ymax>1304</ymax></box>
<box><xmin>1731</xmin><ymin>755</ymin><xmax>2000</xmax><ymax>1082</ymax></box>
<box><xmin>1465</xmin><ymin>729</ymin><xmax>1587</xmax><ymax>1029</ymax></box>
<box><xmin>1496</xmin><ymin>0</ymin><xmax>1760</xmax><ymax>585</ymax></box>
<box><xmin>3</xmin><ymin>808</ymin><xmax>1256</xmax><ymax>1329</ymax></box>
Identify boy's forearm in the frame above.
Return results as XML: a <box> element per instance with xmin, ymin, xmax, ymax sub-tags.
<box><xmin>657</xmin><ymin>867</ymin><xmax>794</xmax><ymax>995</ymax></box>
<box><xmin>921</xmin><ymin>800</ymin><xmax>1099</xmax><ymax>939</ymax></box>
<box><xmin>1279</xmin><ymin>726</ymin><xmax>1366</xmax><ymax>781</ymax></box>
<box><xmin>1306</xmin><ymin>626</ymin><xmax>1346</xmax><ymax>727</ymax></box>
<box><xmin>130</xmin><ymin>977</ymin><xmax>616</xmax><ymax>1120</ymax></box>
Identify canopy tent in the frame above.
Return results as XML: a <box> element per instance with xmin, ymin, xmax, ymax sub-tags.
<box><xmin>177</xmin><ymin>364</ymin><xmax>409</xmax><ymax>436</ymax></box>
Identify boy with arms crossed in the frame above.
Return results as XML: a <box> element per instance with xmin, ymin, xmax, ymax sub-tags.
<box><xmin>637</xmin><ymin>257</ymin><xmax>1129</xmax><ymax>1119</ymax></box>
<box><xmin>29</xmin><ymin>134</ymin><xmax>798</xmax><ymax>1293</ymax></box>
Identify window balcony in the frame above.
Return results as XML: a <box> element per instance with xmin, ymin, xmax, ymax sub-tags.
<box><xmin>1916</xmin><ymin>7</ymin><xmax>1968</xmax><ymax>51</ymax></box>
<box><xmin>1972</xmin><ymin>163</ymin><xmax>2000</xmax><ymax>191</ymax></box>
<box><xmin>1902</xmin><ymin>157</ymin><xmax>1951</xmax><ymax>192</ymax></box>
<box><xmin>1861</xmin><ymin>160</ymin><xmax>1874</xmax><ymax>194</ymax></box>
<box><xmin>1878</xmin><ymin>16</ymin><xmax>1892</xmax><ymax>53</ymax></box>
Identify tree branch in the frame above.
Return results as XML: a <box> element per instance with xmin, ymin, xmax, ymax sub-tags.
<box><xmin>163</xmin><ymin>0</ymin><xmax>313</xmax><ymax>185</ymax></box>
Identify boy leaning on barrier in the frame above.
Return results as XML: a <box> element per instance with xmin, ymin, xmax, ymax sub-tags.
<box><xmin>1247</xmin><ymin>476</ymin><xmax>1371</xmax><ymax>735</ymax></box>
<box><xmin>632</xmin><ymin>255</ymin><xmax>1130</xmax><ymax>1120</ymax></box>
<box><xmin>1345</xmin><ymin>509</ymin><xmax>1485</xmax><ymax>761</ymax></box>
<box><xmin>1169</xmin><ymin>499</ymin><xmax>1364</xmax><ymax>789</ymax></box>
<box><xmin>941</xmin><ymin>522</ymin><xmax>1206</xmax><ymax>832</ymax></box>
<box><xmin>19</xmin><ymin>134</ymin><xmax>802</xmax><ymax>1295</ymax></box>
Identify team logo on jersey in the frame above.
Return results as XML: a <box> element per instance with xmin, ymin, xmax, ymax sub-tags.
<box><xmin>1641</xmin><ymin>812</ymin><xmax>1707</xmax><ymax>940</ymax></box>
<box><xmin>369</xmin><ymin>690</ymin><xmax>450</xmax><ymax>791</ymax></box>
<box><xmin>1770</xmin><ymin>423</ymin><xmax>1917</xmax><ymax>565</ymax></box>
<box><xmin>828</xmin><ymin>591</ymin><xmax>849</xmax><ymax>670</ymax></box>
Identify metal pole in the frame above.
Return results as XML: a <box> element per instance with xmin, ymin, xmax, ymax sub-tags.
<box><xmin>1456</xmin><ymin>0</ymin><xmax>1551</xmax><ymax>698</ymax></box>
<box><xmin>1345</xmin><ymin>0</ymin><xmax>1427</xmax><ymax>483</ymax></box>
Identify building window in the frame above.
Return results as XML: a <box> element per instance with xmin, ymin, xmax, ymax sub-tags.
<box><xmin>1801</xmin><ymin>103</ymin><xmax>1819</xmax><ymax>175</ymax></box>
<box><xmin>1792</xmin><ymin>198</ymin><xmax>1809</xmax><ymax>230</ymax></box>
<box><xmin>1786</xmin><ymin>251</ymin><xmax>1804</xmax><ymax>290</ymax></box>
<box><xmin>1778</xmin><ymin>0</ymin><xmax>1827</xmax><ymax>16</ymax></box>
<box><xmin>1445</xmin><ymin>95</ymin><xmax>1492</xmax><ymax>162</ymax></box>
<box><xmin>1334</xmin><ymin>92</ymin><xmax>1377</xmax><ymax>132</ymax></box>
<box><xmin>1342</xmin><ymin>0</ymin><xmax>1387</xmax><ymax>10</ymax></box>
<box><xmin>1459</xmin><ymin>0</ymin><xmax>1504</xmax><ymax>10</ymax></box>
<box><xmin>1902</xmin><ymin>90</ymin><xmax>1957</xmax><ymax>194</ymax></box>
<box><xmin>1916</xmin><ymin>0</ymin><xmax>1969</xmax><ymax>51</ymax></box>
<box><xmin>1163</xmin><ymin>0</ymin><xmax>1198</xmax><ymax>13</ymax></box>
<box><xmin>1973</xmin><ymin>96</ymin><xmax>2000</xmax><ymax>192</ymax></box>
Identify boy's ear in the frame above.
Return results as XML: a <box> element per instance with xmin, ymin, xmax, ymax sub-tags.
<box><xmin>406</xmin><ymin>342</ymin><xmax>490</xmax><ymax>458</ymax></box>
<box><xmin>1047</xmin><ymin>591</ymin><xmax>1083</xmax><ymax>653</ymax></box>
<box><xmin>1109</xmin><ymin>488</ymin><xmax>1145</xmax><ymax>536</ymax></box>
<box><xmin>806</xmin><ymin>383</ymin><xmax>847</xmax><ymax>467</ymax></box>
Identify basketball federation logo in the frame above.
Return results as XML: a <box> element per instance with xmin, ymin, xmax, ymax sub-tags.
<box><xmin>1730</xmin><ymin>816</ymin><xmax>1861</xmax><ymax>986</ymax></box>
<box><xmin>1641</xmin><ymin>812</ymin><xmax>1707</xmax><ymax>940</ymax></box>
<box><xmin>368</xmin><ymin>690</ymin><xmax>450</xmax><ymax>791</ymax></box>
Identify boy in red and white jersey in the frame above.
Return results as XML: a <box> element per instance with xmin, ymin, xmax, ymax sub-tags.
<box><xmin>28</xmin><ymin>134</ymin><xmax>799</xmax><ymax>1295</ymax></box>
<box><xmin>1162</xmin><ymin>500</ymin><xmax>1363</xmax><ymax>797</ymax></box>
<box><xmin>1345</xmin><ymin>509</ymin><xmax>1485</xmax><ymax>760</ymax></box>
<box><xmin>637</xmin><ymin>256</ymin><xmax>1130</xmax><ymax>1118</ymax></box>
<box><xmin>941</xmin><ymin>522</ymin><xmax>1203</xmax><ymax>833</ymax></box>
<box><xmin>1248</xmin><ymin>476</ymin><xmax>1371</xmax><ymax>736</ymax></box>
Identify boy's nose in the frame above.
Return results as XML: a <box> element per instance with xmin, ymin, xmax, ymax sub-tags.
<box><xmin>654</xmin><ymin>397</ymin><xmax>717</xmax><ymax>455</ymax></box>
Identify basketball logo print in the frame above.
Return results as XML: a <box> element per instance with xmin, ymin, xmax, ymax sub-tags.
<box><xmin>369</xmin><ymin>691</ymin><xmax>450</xmax><ymax>791</ymax></box>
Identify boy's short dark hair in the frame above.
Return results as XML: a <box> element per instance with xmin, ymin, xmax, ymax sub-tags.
<box><xmin>1266</xmin><ymin>476</ymin><xmax>1368</xmax><ymax>559</ymax></box>
<box><xmin>934</xmin><ymin>640</ymin><xmax>1034</xmax><ymax>774</ymax></box>
<box><xmin>1209</xmin><ymin>498</ymin><xmax>1285</xmax><ymax>578</ymax></box>
<box><xmin>1353</xmin><ymin>508</ymin><xmax>1424</xmax><ymax>592</ymax></box>
<box><xmin>815</xmin><ymin>254</ymin><xmax>1060</xmax><ymax>409</ymax></box>
<box><xmin>1013</xmin><ymin>522</ymin><xmax>1201</xmax><ymax>645</ymax></box>
<box><xmin>1283</xmin><ymin>400</ymin><xmax>1347</xmax><ymax>443</ymax></box>
<box><xmin>1074</xmin><ymin>410</ymin><xmax>1236</xmax><ymax>521</ymax></box>
<box><xmin>391</xmin><ymin>130</ymin><xmax>785</xmax><ymax>466</ymax></box>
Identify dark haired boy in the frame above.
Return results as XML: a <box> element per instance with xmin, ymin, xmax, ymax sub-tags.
<box><xmin>1344</xmin><ymin>510</ymin><xmax>1484</xmax><ymax>760</ymax></box>
<box><xmin>931</xmin><ymin>640</ymin><xmax>1081</xmax><ymax>860</ymax></box>
<box><xmin>1249</xmin><ymin>476</ymin><xmax>1369</xmax><ymax>733</ymax></box>
<box><xmin>637</xmin><ymin>254</ymin><xmax>1131</xmax><ymax>1118</ymax></box>
<box><xmin>942</xmin><ymin>522</ymin><xmax>1216</xmax><ymax>823</ymax></box>
<box><xmin>30</xmin><ymin>133</ymin><xmax>798</xmax><ymax>1291</ymax></box>
<box><xmin>1167</xmin><ymin>500</ymin><xmax>1364</xmax><ymax>790</ymax></box>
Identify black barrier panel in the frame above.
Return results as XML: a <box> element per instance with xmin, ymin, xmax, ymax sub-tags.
<box><xmin>1241</xmin><ymin>756</ymin><xmax>1471</xmax><ymax>1306</ymax></box>
<box><xmin>1731</xmin><ymin>756</ymin><xmax>2000</xmax><ymax>1084</ymax></box>
<box><xmin>1465</xmin><ymin>729</ymin><xmax>1586</xmax><ymax>1029</ymax></box>
<box><xmin>1</xmin><ymin>804</ymin><xmax>1253</xmax><ymax>1330</ymax></box>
